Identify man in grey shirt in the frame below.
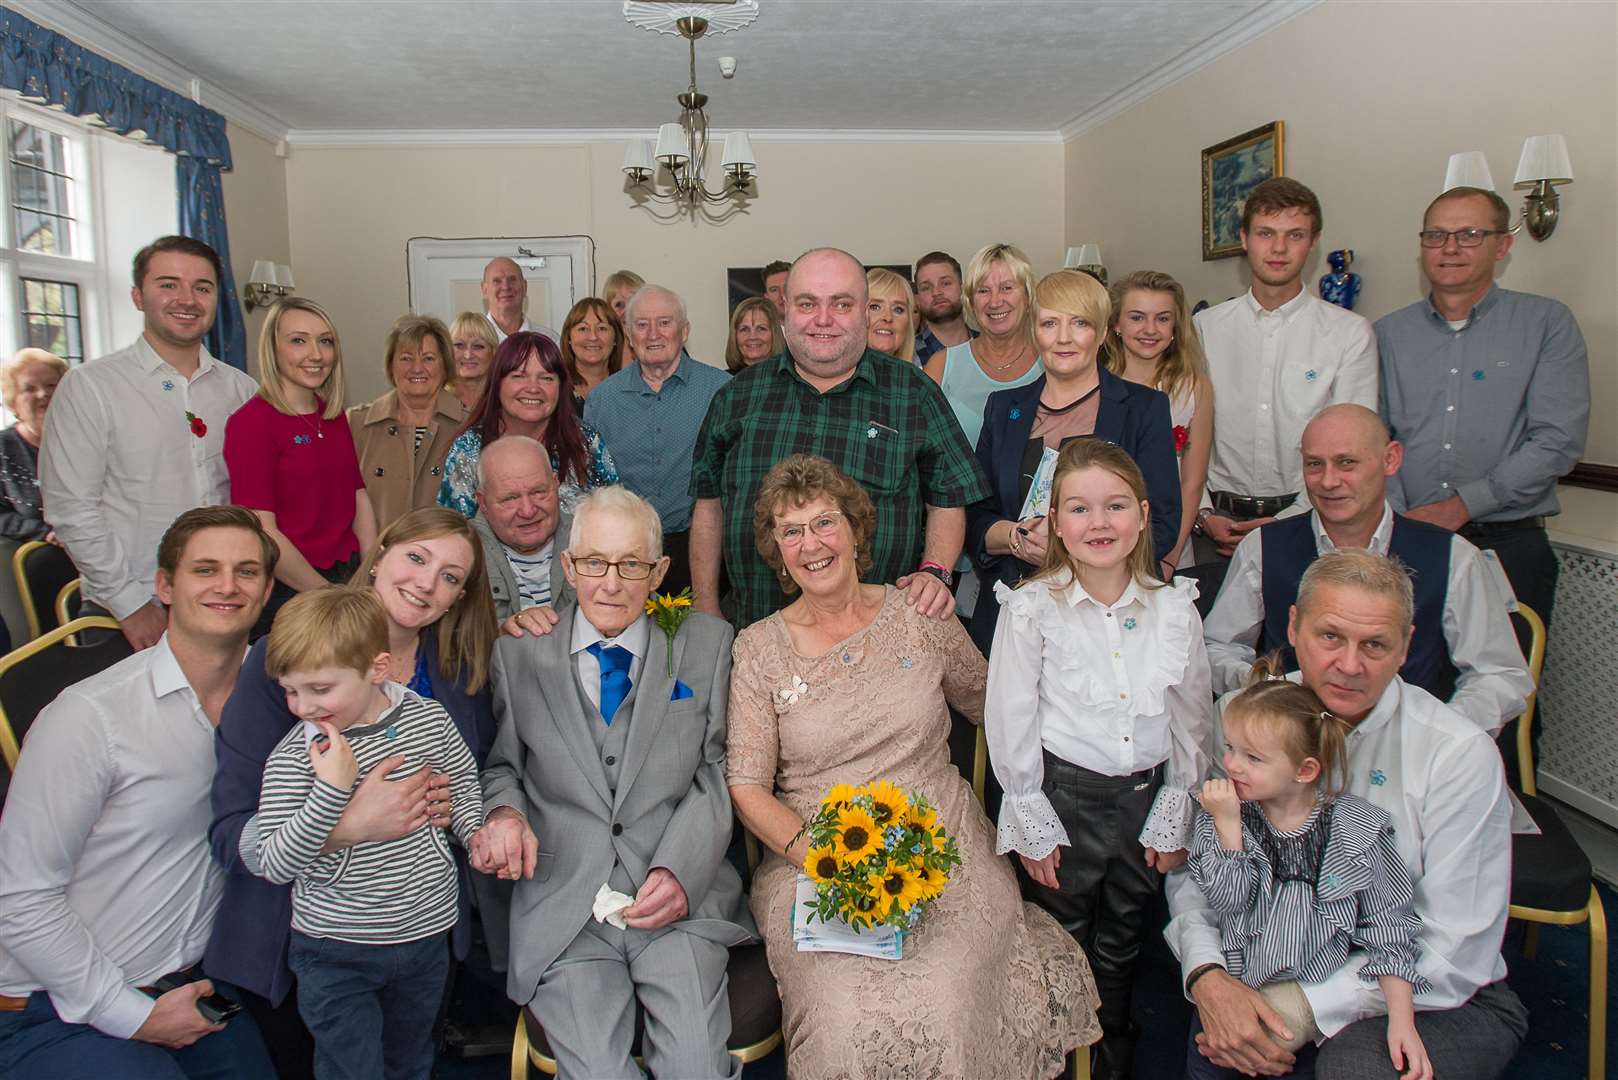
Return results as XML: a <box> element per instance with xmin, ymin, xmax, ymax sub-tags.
<box><xmin>1377</xmin><ymin>185</ymin><xmax>1588</xmax><ymax>776</ymax></box>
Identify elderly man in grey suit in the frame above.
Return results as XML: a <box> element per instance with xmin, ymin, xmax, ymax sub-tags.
<box><xmin>473</xmin><ymin>486</ymin><xmax>756</xmax><ymax>1079</ymax></box>
<box><xmin>474</xmin><ymin>435</ymin><xmax>573</xmax><ymax>621</ymax></box>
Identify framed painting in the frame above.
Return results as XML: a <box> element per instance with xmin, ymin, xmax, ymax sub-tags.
<box><xmin>1201</xmin><ymin>121</ymin><xmax>1284</xmax><ymax>260</ymax></box>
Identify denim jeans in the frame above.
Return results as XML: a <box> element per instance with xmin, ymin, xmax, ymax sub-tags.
<box><xmin>288</xmin><ymin>929</ymin><xmax>449</xmax><ymax>1080</ymax></box>
<box><xmin>0</xmin><ymin>979</ymin><xmax>275</xmax><ymax>1080</ymax></box>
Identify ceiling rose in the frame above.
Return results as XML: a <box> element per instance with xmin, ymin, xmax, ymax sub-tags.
<box><xmin>623</xmin><ymin>1</ymin><xmax>761</xmax><ymax>36</ymax></box>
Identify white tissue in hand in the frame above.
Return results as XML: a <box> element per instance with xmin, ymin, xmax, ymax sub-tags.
<box><xmin>592</xmin><ymin>883</ymin><xmax>636</xmax><ymax>929</ymax></box>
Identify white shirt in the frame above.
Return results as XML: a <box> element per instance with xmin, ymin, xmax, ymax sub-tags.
<box><xmin>570</xmin><ymin>609</ymin><xmax>648</xmax><ymax>713</ymax></box>
<box><xmin>985</xmin><ymin>573</ymin><xmax>1213</xmax><ymax>858</ymax></box>
<box><xmin>1165</xmin><ymin>675</ymin><xmax>1512</xmax><ymax>1038</ymax></box>
<box><xmin>0</xmin><ymin>635</ymin><xmax>225</xmax><ymax>1038</ymax></box>
<box><xmin>1203</xmin><ymin>503</ymin><xmax>1532</xmax><ymax>734</ymax></box>
<box><xmin>39</xmin><ymin>336</ymin><xmax>257</xmax><ymax>618</ymax></box>
<box><xmin>1195</xmin><ymin>290</ymin><xmax>1378</xmax><ymax>509</ymax></box>
<box><xmin>484</xmin><ymin>313</ymin><xmax>560</xmax><ymax>347</ymax></box>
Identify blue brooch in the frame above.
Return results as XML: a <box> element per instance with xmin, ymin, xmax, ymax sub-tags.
<box><xmin>1122</xmin><ymin>617</ymin><xmax>1137</xmax><ymax>630</ymax></box>
<box><xmin>866</xmin><ymin>426</ymin><xmax>878</xmax><ymax>439</ymax></box>
<box><xmin>1370</xmin><ymin>768</ymin><xmax>1387</xmax><ymax>786</ymax></box>
<box><xmin>841</xmin><ymin>652</ymin><xmax>853</xmax><ymax>665</ymax></box>
<box><xmin>161</xmin><ymin>380</ymin><xmax>175</xmax><ymax>392</ymax></box>
<box><xmin>385</xmin><ymin>724</ymin><xmax>398</xmax><ymax>740</ymax></box>
<box><xmin>1472</xmin><ymin>370</ymin><xmax>1485</xmax><ymax>381</ymax></box>
<box><xmin>900</xmin><ymin>657</ymin><xmax>914</xmax><ymax>669</ymax></box>
<box><xmin>1008</xmin><ymin>407</ymin><xmax>1021</xmax><ymax>420</ymax></box>
<box><xmin>293</xmin><ymin>434</ymin><xmax>312</xmax><ymax>445</ymax></box>
<box><xmin>1321</xmin><ymin>871</ymin><xmax>1343</xmax><ymax>891</ymax></box>
<box><xmin>1304</xmin><ymin>369</ymin><xmax>1318</xmax><ymax>382</ymax></box>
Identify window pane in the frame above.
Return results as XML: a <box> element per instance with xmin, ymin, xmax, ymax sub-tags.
<box><xmin>19</xmin><ymin>278</ymin><xmax>84</xmax><ymax>363</ymax></box>
<box><xmin>9</xmin><ymin>119</ymin><xmax>76</xmax><ymax>257</ymax></box>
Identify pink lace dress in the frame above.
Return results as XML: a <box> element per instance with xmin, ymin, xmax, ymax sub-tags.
<box><xmin>727</xmin><ymin>587</ymin><xmax>1100</xmax><ymax>1079</ymax></box>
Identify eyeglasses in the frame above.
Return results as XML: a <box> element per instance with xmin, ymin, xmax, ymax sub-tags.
<box><xmin>568</xmin><ymin>556</ymin><xmax>655</xmax><ymax>580</ymax></box>
<box><xmin>773</xmin><ymin>510</ymin><xmax>846</xmax><ymax>545</ymax></box>
<box><xmin>1418</xmin><ymin>228</ymin><xmax>1508</xmax><ymax>248</ymax></box>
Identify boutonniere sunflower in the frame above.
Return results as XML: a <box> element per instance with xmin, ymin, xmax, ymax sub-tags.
<box><xmin>644</xmin><ymin>587</ymin><xmax>695</xmax><ymax>675</ymax></box>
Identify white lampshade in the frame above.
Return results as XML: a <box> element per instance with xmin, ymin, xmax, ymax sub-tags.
<box><xmin>1064</xmin><ymin>244</ymin><xmax>1103</xmax><ymax>268</ymax></box>
<box><xmin>653</xmin><ymin>123</ymin><xmax>690</xmax><ymax>167</ymax></box>
<box><xmin>621</xmin><ymin>139</ymin><xmax>654</xmax><ymax>176</ymax></box>
<box><xmin>1442</xmin><ymin>151</ymin><xmax>1495</xmax><ymax>193</ymax></box>
<box><xmin>720</xmin><ymin>131</ymin><xmax>756</xmax><ymax>171</ymax></box>
<box><xmin>274</xmin><ymin>264</ymin><xmax>295</xmax><ymax>289</ymax></box>
<box><xmin>248</xmin><ymin>259</ymin><xmax>277</xmax><ymax>287</ymax></box>
<box><xmin>1513</xmin><ymin>134</ymin><xmax>1573</xmax><ymax>189</ymax></box>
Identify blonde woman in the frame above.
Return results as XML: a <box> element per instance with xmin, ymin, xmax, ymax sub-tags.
<box><xmin>600</xmin><ymin>269</ymin><xmax>645</xmax><ymax>368</ymax></box>
<box><xmin>1104</xmin><ymin>270</ymin><xmax>1213</xmax><ymax>570</ymax></box>
<box><xmin>448</xmin><ymin>311</ymin><xmax>499</xmax><ymax>414</ymax></box>
<box><xmin>0</xmin><ymin>347</ymin><xmax>67</xmax><ymax>543</ymax></box>
<box><xmin>866</xmin><ymin>267</ymin><xmax>916</xmax><ymax>362</ymax></box>
<box><xmin>724</xmin><ymin>296</ymin><xmax>783</xmax><ymax>372</ymax></box>
<box><xmin>225</xmin><ymin>297</ymin><xmax>376</xmax><ymax>637</ymax></box>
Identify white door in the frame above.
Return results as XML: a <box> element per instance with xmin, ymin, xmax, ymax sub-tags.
<box><xmin>406</xmin><ymin>236</ymin><xmax>595</xmax><ymax>331</ymax></box>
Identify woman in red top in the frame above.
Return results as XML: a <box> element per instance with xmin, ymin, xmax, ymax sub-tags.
<box><xmin>226</xmin><ymin>297</ymin><xmax>376</xmax><ymax>638</ymax></box>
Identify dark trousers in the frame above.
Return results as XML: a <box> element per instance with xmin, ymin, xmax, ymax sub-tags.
<box><xmin>1019</xmin><ymin>752</ymin><xmax>1163</xmax><ymax>1041</ymax></box>
<box><xmin>236</xmin><ymin>982</ymin><xmax>315</xmax><ymax>1080</ymax></box>
<box><xmin>287</xmin><ymin>929</ymin><xmax>448</xmax><ymax>1080</ymax></box>
<box><xmin>0</xmin><ymin>979</ymin><xmax>276</xmax><ymax>1080</ymax></box>
<box><xmin>1463</xmin><ymin>522</ymin><xmax>1559</xmax><ymax>789</ymax></box>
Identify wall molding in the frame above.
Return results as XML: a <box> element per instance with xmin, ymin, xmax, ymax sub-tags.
<box><xmin>1057</xmin><ymin>0</ymin><xmax>1321</xmax><ymax>141</ymax></box>
<box><xmin>282</xmin><ymin>127</ymin><xmax>1067</xmax><ymax>149</ymax></box>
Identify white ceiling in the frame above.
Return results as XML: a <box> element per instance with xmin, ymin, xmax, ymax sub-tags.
<box><xmin>43</xmin><ymin>0</ymin><xmax>1304</xmax><ymax>139</ymax></box>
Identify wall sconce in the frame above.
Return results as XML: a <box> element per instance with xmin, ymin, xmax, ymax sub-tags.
<box><xmin>1063</xmin><ymin>244</ymin><xmax>1106</xmax><ymax>285</ymax></box>
<box><xmin>243</xmin><ymin>260</ymin><xmax>295</xmax><ymax>312</ymax></box>
<box><xmin>1513</xmin><ymin>134</ymin><xmax>1573</xmax><ymax>241</ymax></box>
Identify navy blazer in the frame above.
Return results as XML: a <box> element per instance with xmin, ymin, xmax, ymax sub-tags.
<box><xmin>966</xmin><ymin>367</ymin><xmax>1180</xmax><ymax>650</ymax></box>
<box><xmin>204</xmin><ymin>632</ymin><xmax>495</xmax><ymax>1004</ymax></box>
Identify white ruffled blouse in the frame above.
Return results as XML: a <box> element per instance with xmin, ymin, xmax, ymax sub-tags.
<box><xmin>984</xmin><ymin>572</ymin><xmax>1214</xmax><ymax>859</ymax></box>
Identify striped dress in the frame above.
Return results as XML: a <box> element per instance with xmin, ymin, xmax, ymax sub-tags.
<box><xmin>1189</xmin><ymin>793</ymin><xmax>1430</xmax><ymax>991</ymax></box>
<box><xmin>256</xmin><ymin>687</ymin><xmax>483</xmax><ymax>944</ymax></box>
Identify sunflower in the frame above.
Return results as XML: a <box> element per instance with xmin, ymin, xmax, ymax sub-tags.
<box><xmin>831</xmin><ymin>806</ymin><xmax>882</xmax><ymax>864</ymax></box>
<box><xmin>867</xmin><ymin>860</ymin><xmax>926</xmax><ymax>919</ymax></box>
<box><xmin>865</xmin><ymin>780</ymin><xmax>910</xmax><ymax>828</ymax></box>
<box><xmin>804</xmin><ymin>843</ymin><xmax>841</xmax><ymax>884</ymax></box>
<box><xmin>903</xmin><ymin>801</ymin><xmax>938</xmax><ymax>831</ymax></box>
<box><xmin>823</xmin><ymin>783</ymin><xmax>860</xmax><ymax>811</ymax></box>
<box><xmin>912</xmin><ymin>862</ymin><xmax>948</xmax><ymax>900</ymax></box>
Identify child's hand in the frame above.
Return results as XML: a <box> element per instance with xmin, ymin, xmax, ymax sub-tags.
<box><xmin>1387</xmin><ymin>1016</ymin><xmax>1432</xmax><ymax>1080</ymax></box>
<box><xmin>1200</xmin><ymin>778</ymin><xmax>1241</xmax><ymax>823</ymax></box>
<box><xmin>308</xmin><ymin>721</ymin><xmax>358</xmax><ymax>791</ymax></box>
<box><xmin>1145</xmin><ymin>847</ymin><xmax>1188</xmax><ymax>873</ymax></box>
<box><xmin>1018</xmin><ymin>849</ymin><xmax>1061</xmax><ymax>890</ymax></box>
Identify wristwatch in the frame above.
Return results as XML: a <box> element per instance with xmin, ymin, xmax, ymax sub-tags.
<box><xmin>1193</xmin><ymin>507</ymin><xmax>1214</xmax><ymax>536</ymax></box>
<box><xmin>917</xmin><ymin>560</ymin><xmax>954</xmax><ymax>587</ymax></box>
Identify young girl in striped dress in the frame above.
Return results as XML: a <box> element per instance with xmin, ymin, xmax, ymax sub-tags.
<box><xmin>1188</xmin><ymin>659</ymin><xmax>1432</xmax><ymax>1080</ymax></box>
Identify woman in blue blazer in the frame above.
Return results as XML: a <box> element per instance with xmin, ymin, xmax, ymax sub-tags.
<box><xmin>205</xmin><ymin>508</ymin><xmax>499</xmax><ymax>1077</ymax></box>
<box><xmin>966</xmin><ymin>271</ymin><xmax>1181</xmax><ymax>653</ymax></box>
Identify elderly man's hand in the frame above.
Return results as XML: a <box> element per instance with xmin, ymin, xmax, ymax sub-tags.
<box><xmin>623</xmin><ymin>867</ymin><xmax>689</xmax><ymax>930</ymax></box>
<box><xmin>895</xmin><ymin>571</ymin><xmax>954</xmax><ymax>620</ymax></box>
<box><xmin>1192</xmin><ymin>968</ymin><xmax>1296</xmax><ymax>1076</ymax></box>
<box><xmin>471</xmin><ymin>806</ymin><xmax>538</xmax><ymax>880</ymax></box>
<box><xmin>501</xmin><ymin>605</ymin><xmax>561</xmax><ymax>638</ymax></box>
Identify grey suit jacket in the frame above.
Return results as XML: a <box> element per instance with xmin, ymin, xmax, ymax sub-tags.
<box><xmin>473</xmin><ymin>510</ymin><xmax>574</xmax><ymax>621</ymax></box>
<box><xmin>482</xmin><ymin>599</ymin><xmax>756</xmax><ymax>1004</ymax></box>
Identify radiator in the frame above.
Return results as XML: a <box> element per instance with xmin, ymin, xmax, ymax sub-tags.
<box><xmin>1537</xmin><ymin>539</ymin><xmax>1618</xmax><ymax>828</ymax></box>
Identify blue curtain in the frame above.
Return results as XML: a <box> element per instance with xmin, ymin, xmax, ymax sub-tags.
<box><xmin>0</xmin><ymin>7</ymin><xmax>247</xmax><ymax>368</ymax></box>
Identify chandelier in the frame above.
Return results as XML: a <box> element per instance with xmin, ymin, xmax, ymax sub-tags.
<box><xmin>621</xmin><ymin>1</ymin><xmax>759</xmax><ymax>208</ymax></box>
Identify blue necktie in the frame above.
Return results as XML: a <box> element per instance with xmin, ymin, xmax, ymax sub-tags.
<box><xmin>587</xmin><ymin>642</ymin><xmax>632</xmax><ymax>725</ymax></box>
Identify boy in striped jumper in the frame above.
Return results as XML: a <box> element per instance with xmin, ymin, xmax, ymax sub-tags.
<box><xmin>254</xmin><ymin>586</ymin><xmax>486</xmax><ymax>1080</ymax></box>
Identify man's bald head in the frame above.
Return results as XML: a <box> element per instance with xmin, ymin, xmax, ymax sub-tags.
<box><xmin>476</xmin><ymin>435</ymin><xmax>559</xmax><ymax>554</ymax></box>
<box><xmin>1300</xmin><ymin>404</ymin><xmax>1402</xmax><ymax>537</ymax></box>
<box><xmin>783</xmin><ymin>248</ymin><xmax>869</xmax><ymax>382</ymax></box>
<box><xmin>1303</xmin><ymin>403</ymin><xmax>1389</xmax><ymax>451</ymax></box>
<box><xmin>482</xmin><ymin>257</ymin><xmax>528</xmax><ymax>322</ymax></box>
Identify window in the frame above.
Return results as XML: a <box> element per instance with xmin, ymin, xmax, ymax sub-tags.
<box><xmin>9</xmin><ymin>118</ymin><xmax>80</xmax><ymax>258</ymax></box>
<box><xmin>20</xmin><ymin>277</ymin><xmax>84</xmax><ymax>362</ymax></box>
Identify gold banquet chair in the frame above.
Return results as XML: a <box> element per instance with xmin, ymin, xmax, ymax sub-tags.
<box><xmin>0</xmin><ymin>616</ymin><xmax>129</xmax><ymax>770</ymax></box>
<box><xmin>12</xmin><ymin>540</ymin><xmax>77</xmax><ymax>641</ymax></box>
<box><xmin>1505</xmin><ymin>603</ymin><xmax>1606</xmax><ymax>1080</ymax></box>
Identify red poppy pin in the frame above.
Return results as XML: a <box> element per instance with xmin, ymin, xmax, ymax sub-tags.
<box><xmin>186</xmin><ymin>411</ymin><xmax>207</xmax><ymax>438</ymax></box>
<box><xmin>1172</xmin><ymin>424</ymin><xmax>1189</xmax><ymax>455</ymax></box>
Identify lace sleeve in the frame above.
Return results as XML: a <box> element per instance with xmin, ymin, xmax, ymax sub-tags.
<box><xmin>931</xmin><ymin>604</ymin><xmax>987</xmax><ymax>724</ymax></box>
<box><xmin>1139</xmin><ymin>785</ymin><xmax>1197</xmax><ymax>852</ymax></box>
<box><xmin>725</xmin><ymin>623</ymin><xmax>781</xmax><ymax>790</ymax></box>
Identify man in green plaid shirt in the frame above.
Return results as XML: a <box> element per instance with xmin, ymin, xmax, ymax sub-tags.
<box><xmin>689</xmin><ymin>248</ymin><xmax>990</xmax><ymax>628</ymax></box>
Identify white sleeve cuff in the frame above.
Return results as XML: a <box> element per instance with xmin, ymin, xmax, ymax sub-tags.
<box><xmin>1139</xmin><ymin>785</ymin><xmax>1195</xmax><ymax>852</ymax></box>
<box><xmin>995</xmin><ymin>791</ymin><xmax>1070</xmax><ymax>859</ymax></box>
<box><xmin>93</xmin><ymin>986</ymin><xmax>158</xmax><ymax>1040</ymax></box>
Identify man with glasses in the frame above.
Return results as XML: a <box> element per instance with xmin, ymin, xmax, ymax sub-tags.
<box><xmin>473</xmin><ymin>486</ymin><xmax>755</xmax><ymax>1080</ymax></box>
<box><xmin>1376</xmin><ymin>185</ymin><xmax>1588</xmax><ymax>776</ymax></box>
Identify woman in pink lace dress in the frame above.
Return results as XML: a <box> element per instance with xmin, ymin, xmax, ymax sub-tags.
<box><xmin>727</xmin><ymin>455</ymin><xmax>1099</xmax><ymax>1079</ymax></box>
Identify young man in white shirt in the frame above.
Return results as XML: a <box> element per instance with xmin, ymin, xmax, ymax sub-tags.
<box><xmin>1169</xmin><ymin>550</ymin><xmax>1525</xmax><ymax>1079</ymax></box>
<box><xmin>1203</xmin><ymin>404</ymin><xmax>1531</xmax><ymax>735</ymax></box>
<box><xmin>1192</xmin><ymin>179</ymin><xmax>1378</xmax><ymax>580</ymax></box>
<box><xmin>0</xmin><ymin>505</ymin><xmax>279</xmax><ymax>1079</ymax></box>
<box><xmin>40</xmin><ymin>236</ymin><xmax>259</xmax><ymax>650</ymax></box>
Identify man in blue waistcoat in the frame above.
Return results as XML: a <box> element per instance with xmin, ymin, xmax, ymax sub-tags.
<box><xmin>1203</xmin><ymin>404</ymin><xmax>1531</xmax><ymax>736</ymax></box>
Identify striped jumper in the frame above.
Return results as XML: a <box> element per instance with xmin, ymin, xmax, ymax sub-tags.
<box><xmin>256</xmin><ymin>684</ymin><xmax>483</xmax><ymax>943</ymax></box>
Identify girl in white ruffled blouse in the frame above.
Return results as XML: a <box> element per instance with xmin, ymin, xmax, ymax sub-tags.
<box><xmin>985</xmin><ymin>438</ymin><xmax>1213</xmax><ymax>1075</ymax></box>
<box><xmin>1188</xmin><ymin>661</ymin><xmax>1432</xmax><ymax>1080</ymax></box>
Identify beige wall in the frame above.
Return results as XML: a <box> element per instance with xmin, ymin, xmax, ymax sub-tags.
<box><xmin>1063</xmin><ymin>0</ymin><xmax>1618</xmax><ymax>546</ymax></box>
<box><xmin>220</xmin><ymin>123</ymin><xmax>292</xmax><ymax>378</ymax></box>
<box><xmin>280</xmin><ymin>138</ymin><xmax>1066</xmax><ymax>398</ymax></box>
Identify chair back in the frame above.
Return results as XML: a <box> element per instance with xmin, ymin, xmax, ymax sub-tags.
<box><xmin>0</xmin><ymin>617</ymin><xmax>130</xmax><ymax>768</ymax></box>
<box><xmin>972</xmin><ymin>724</ymin><xmax>988</xmax><ymax>808</ymax></box>
<box><xmin>55</xmin><ymin>579</ymin><xmax>83</xmax><ymax>630</ymax></box>
<box><xmin>12</xmin><ymin>541</ymin><xmax>78</xmax><ymax>641</ymax></box>
<box><xmin>1511</xmin><ymin>603</ymin><xmax>1547</xmax><ymax>796</ymax></box>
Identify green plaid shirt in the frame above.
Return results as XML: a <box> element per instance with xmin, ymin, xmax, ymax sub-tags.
<box><xmin>690</xmin><ymin>348</ymin><xmax>989</xmax><ymax>627</ymax></box>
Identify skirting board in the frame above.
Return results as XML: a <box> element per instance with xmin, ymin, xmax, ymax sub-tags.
<box><xmin>1538</xmin><ymin>773</ymin><xmax>1618</xmax><ymax>833</ymax></box>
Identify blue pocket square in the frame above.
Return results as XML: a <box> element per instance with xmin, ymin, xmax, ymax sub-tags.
<box><xmin>671</xmin><ymin>680</ymin><xmax>694</xmax><ymax>702</ymax></box>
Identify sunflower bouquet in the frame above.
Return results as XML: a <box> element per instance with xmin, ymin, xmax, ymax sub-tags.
<box><xmin>798</xmin><ymin>780</ymin><xmax>961</xmax><ymax>933</ymax></box>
